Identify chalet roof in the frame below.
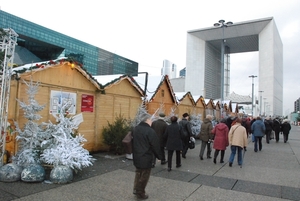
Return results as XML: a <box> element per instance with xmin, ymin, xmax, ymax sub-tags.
<box><xmin>12</xmin><ymin>57</ymin><xmax>101</xmax><ymax>90</ymax></box>
<box><xmin>133</xmin><ymin>74</ymin><xmax>177</xmax><ymax>103</ymax></box>
<box><xmin>93</xmin><ymin>74</ymin><xmax>144</xmax><ymax>96</ymax></box>
<box><xmin>175</xmin><ymin>91</ymin><xmax>196</xmax><ymax>105</ymax></box>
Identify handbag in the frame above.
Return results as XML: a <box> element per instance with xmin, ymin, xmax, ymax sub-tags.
<box><xmin>188</xmin><ymin>137</ymin><xmax>195</xmax><ymax>149</ymax></box>
<box><xmin>122</xmin><ymin>131</ymin><xmax>133</xmax><ymax>154</ymax></box>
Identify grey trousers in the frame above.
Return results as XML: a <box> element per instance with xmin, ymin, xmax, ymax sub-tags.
<box><xmin>199</xmin><ymin>140</ymin><xmax>211</xmax><ymax>158</ymax></box>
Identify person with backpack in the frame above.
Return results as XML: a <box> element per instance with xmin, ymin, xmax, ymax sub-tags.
<box><xmin>179</xmin><ymin>113</ymin><xmax>193</xmax><ymax>159</ymax></box>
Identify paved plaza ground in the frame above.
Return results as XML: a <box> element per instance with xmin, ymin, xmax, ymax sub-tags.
<box><xmin>1</xmin><ymin>125</ymin><xmax>300</xmax><ymax>201</ymax></box>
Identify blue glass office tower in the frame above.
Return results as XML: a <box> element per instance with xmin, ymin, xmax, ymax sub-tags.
<box><xmin>0</xmin><ymin>10</ymin><xmax>138</xmax><ymax>76</ymax></box>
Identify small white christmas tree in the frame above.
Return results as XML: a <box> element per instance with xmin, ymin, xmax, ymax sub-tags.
<box><xmin>14</xmin><ymin>79</ymin><xmax>53</xmax><ymax>166</ymax></box>
<box><xmin>189</xmin><ymin>113</ymin><xmax>202</xmax><ymax>136</ymax></box>
<box><xmin>130</xmin><ymin>103</ymin><xmax>150</xmax><ymax>128</ymax></box>
<box><xmin>40</xmin><ymin>103</ymin><xmax>95</xmax><ymax>171</ymax></box>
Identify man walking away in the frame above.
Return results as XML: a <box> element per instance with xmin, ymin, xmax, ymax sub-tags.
<box><xmin>151</xmin><ymin>113</ymin><xmax>168</xmax><ymax>166</ymax></box>
<box><xmin>251</xmin><ymin>116</ymin><xmax>266</xmax><ymax>152</ymax></box>
<box><xmin>281</xmin><ymin>119</ymin><xmax>291</xmax><ymax>143</ymax></box>
<box><xmin>273</xmin><ymin>117</ymin><xmax>281</xmax><ymax>142</ymax></box>
<box><xmin>132</xmin><ymin>113</ymin><xmax>162</xmax><ymax>200</ymax></box>
<box><xmin>179</xmin><ymin>113</ymin><xmax>193</xmax><ymax>158</ymax></box>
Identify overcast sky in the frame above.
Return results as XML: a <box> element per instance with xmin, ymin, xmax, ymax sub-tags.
<box><xmin>1</xmin><ymin>0</ymin><xmax>299</xmax><ymax>115</ymax></box>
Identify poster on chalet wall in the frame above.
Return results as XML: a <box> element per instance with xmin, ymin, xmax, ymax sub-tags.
<box><xmin>50</xmin><ymin>90</ymin><xmax>77</xmax><ymax>114</ymax></box>
<box><xmin>81</xmin><ymin>94</ymin><xmax>94</xmax><ymax>112</ymax></box>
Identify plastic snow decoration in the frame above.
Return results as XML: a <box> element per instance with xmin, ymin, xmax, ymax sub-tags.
<box><xmin>14</xmin><ymin>79</ymin><xmax>52</xmax><ymax>166</ymax></box>
<box><xmin>41</xmin><ymin>103</ymin><xmax>95</xmax><ymax>171</ymax></box>
<box><xmin>189</xmin><ymin>114</ymin><xmax>202</xmax><ymax>136</ymax></box>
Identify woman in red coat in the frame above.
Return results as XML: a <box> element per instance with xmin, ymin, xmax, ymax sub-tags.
<box><xmin>211</xmin><ymin>118</ymin><xmax>229</xmax><ymax>164</ymax></box>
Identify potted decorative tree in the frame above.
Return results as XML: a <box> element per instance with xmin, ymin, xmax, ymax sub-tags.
<box><xmin>40</xmin><ymin>103</ymin><xmax>95</xmax><ymax>184</ymax></box>
<box><xmin>12</xmin><ymin>79</ymin><xmax>52</xmax><ymax>182</ymax></box>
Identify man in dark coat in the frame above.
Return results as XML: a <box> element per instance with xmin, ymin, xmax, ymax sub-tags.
<box><xmin>179</xmin><ymin>113</ymin><xmax>193</xmax><ymax>158</ymax></box>
<box><xmin>273</xmin><ymin>117</ymin><xmax>281</xmax><ymax>142</ymax></box>
<box><xmin>164</xmin><ymin>116</ymin><xmax>183</xmax><ymax>172</ymax></box>
<box><xmin>151</xmin><ymin>113</ymin><xmax>168</xmax><ymax>166</ymax></box>
<box><xmin>132</xmin><ymin>113</ymin><xmax>162</xmax><ymax>200</ymax></box>
<box><xmin>281</xmin><ymin>119</ymin><xmax>291</xmax><ymax>143</ymax></box>
<box><xmin>264</xmin><ymin>117</ymin><xmax>273</xmax><ymax>144</ymax></box>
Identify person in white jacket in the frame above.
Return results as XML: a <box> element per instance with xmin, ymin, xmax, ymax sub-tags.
<box><xmin>228</xmin><ymin>117</ymin><xmax>248</xmax><ymax>168</ymax></box>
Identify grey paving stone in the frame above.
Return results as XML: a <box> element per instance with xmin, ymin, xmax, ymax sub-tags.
<box><xmin>233</xmin><ymin>180</ymin><xmax>281</xmax><ymax>198</ymax></box>
<box><xmin>281</xmin><ymin>186</ymin><xmax>300</xmax><ymax>201</ymax></box>
<box><xmin>153</xmin><ymin>168</ymin><xmax>198</xmax><ymax>182</ymax></box>
<box><xmin>190</xmin><ymin>174</ymin><xmax>237</xmax><ymax>190</ymax></box>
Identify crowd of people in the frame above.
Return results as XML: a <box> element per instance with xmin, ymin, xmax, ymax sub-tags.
<box><xmin>131</xmin><ymin>112</ymin><xmax>292</xmax><ymax>200</ymax></box>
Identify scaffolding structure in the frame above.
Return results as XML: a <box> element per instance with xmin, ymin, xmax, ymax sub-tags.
<box><xmin>0</xmin><ymin>28</ymin><xmax>18</xmax><ymax>166</ymax></box>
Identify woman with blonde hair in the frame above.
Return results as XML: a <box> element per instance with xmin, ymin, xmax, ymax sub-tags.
<box><xmin>228</xmin><ymin>118</ymin><xmax>248</xmax><ymax>167</ymax></box>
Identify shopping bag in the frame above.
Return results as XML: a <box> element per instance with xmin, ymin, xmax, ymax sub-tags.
<box><xmin>122</xmin><ymin>131</ymin><xmax>133</xmax><ymax>154</ymax></box>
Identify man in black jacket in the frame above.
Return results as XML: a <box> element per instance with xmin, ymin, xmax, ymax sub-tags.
<box><xmin>132</xmin><ymin>113</ymin><xmax>162</xmax><ymax>200</ymax></box>
<box><xmin>151</xmin><ymin>113</ymin><xmax>168</xmax><ymax>166</ymax></box>
<box><xmin>273</xmin><ymin>117</ymin><xmax>281</xmax><ymax>142</ymax></box>
<box><xmin>179</xmin><ymin>113</ymin><xmax>192</xmax><ymax>158</ymax></box>
<box><xmin>179</xmin><ymin>113</ymin><xmax>193</xmax><ymax>158</ymax></box>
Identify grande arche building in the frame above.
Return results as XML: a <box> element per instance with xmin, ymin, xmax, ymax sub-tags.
<box><xmin>185</xmin><ymin>17</ymin><xmax>283</xmax><ymax>116</ymax></box>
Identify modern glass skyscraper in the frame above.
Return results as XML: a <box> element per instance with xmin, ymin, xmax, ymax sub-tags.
<box><xmin>0</xmin><ymin>10</ymin><xmax>138</xmax><ymax>76</ymax></box>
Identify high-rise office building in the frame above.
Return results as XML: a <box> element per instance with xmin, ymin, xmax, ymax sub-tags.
<box><xmin>0</xmin><ymin>10</ymin><xmax>138</xmax><ymax>76</ymax></box>
<box><xmin>161</xmin><ymin>59</ymin><xmax>177</xmax><ymax>79</ymax></box>
<box><xmin>294</xmin><ymin>98</ymin><xmax>300</xmax><ymax>113</ymax></box>
<box><xmin>179</xmin><ymin>67</ymin><xmax>186</xmax><ymax>77</ymax></box>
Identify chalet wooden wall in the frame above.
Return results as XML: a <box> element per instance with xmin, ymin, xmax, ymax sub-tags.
<box><xmin>94</xmin><ymin>78</ymin><xmax>143</xmax><ymax>151</ymax></box>
<box><xmin>177</xmin><ymin>93</ymin><xmax>195</xmax><ymax>118</ymax></box>
<box><xmin>194</xmin><ymin>97</ymin><xmax>206</xmax><ymax>121</ymax></box>
<box><xmin>7</xmin><ymin>64</ymin><xmax>99</xmax><ymax>154</ymax></box>
<box><xmin>146</xmin><ymin>79</ymin><xmax>177</xmax><ymax>116</ymax></box>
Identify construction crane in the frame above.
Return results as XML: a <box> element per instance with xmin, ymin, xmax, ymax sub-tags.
<box><xmin>0</xmin><ymin>28</ymin><xmax>18</xmax><ymax>166</ymax></box>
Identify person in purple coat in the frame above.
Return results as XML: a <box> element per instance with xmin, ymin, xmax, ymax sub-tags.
<box><xmin>211</xmin><ymin>118</ymin><xmax>229</xmax><ymax>164</ymax></box>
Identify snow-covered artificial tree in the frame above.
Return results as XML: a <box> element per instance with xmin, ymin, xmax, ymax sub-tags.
<box><xmin>13</xmin><ymin>79</ymin><xmax>53</xmax><ymax>166</ymax></box>
<box><xmin>123</xmin><ymin>103</ymin><xmax>153</xmax><ymax>160</ymax></box>
<box><xmin>189</xmin><ymin>113</ymin><xmax>202</xmax><ymax>137</ymax></box>
<box><xmin>130</xmin><ymin>103</ymin><xmax>151</xmax><ymax>128</ymax></box>
<box><xmin>40</xmin><ymin>103</ymin><xmax>95</xmax><ymax>171</ymax></box>
<box><xmin>150</xmin><ymin>103</ymin><xmax>165</xmax><ymax>122</ymax></box>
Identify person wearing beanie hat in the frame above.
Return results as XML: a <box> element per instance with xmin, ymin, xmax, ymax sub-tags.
<box><xmin>132</xmin><ymin>112</ymin><xmax>162</xmax><ymax>199</ymax></box>
<box><xmin>179</xmin><ymin>113</ymin><xmax>193</xmax><ymax>158</ymax></box>
<box><xmin>151</xmin><ymin>112</ymin><xmax>168</xmax><ymax>166</ymax></box>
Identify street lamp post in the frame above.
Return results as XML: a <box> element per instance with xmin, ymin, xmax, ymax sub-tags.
<box><xmin>259</xmin><ymin>90</ymin><xmax>264</xmax><ymax>116</ymax></box>
<box><xmin>214</xmin><ymin>20</ymin><xmax>233</xmax><ymax>118</ymax></box>
<box><xmin>263</xmin><ymin>98</ymin><xmax>267</xmax><ymax>116</ymax></box>
<box><xmin>249</xmin><ymin>75</ymin><xmax>257</xmax><ymax>117</ymax></box>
